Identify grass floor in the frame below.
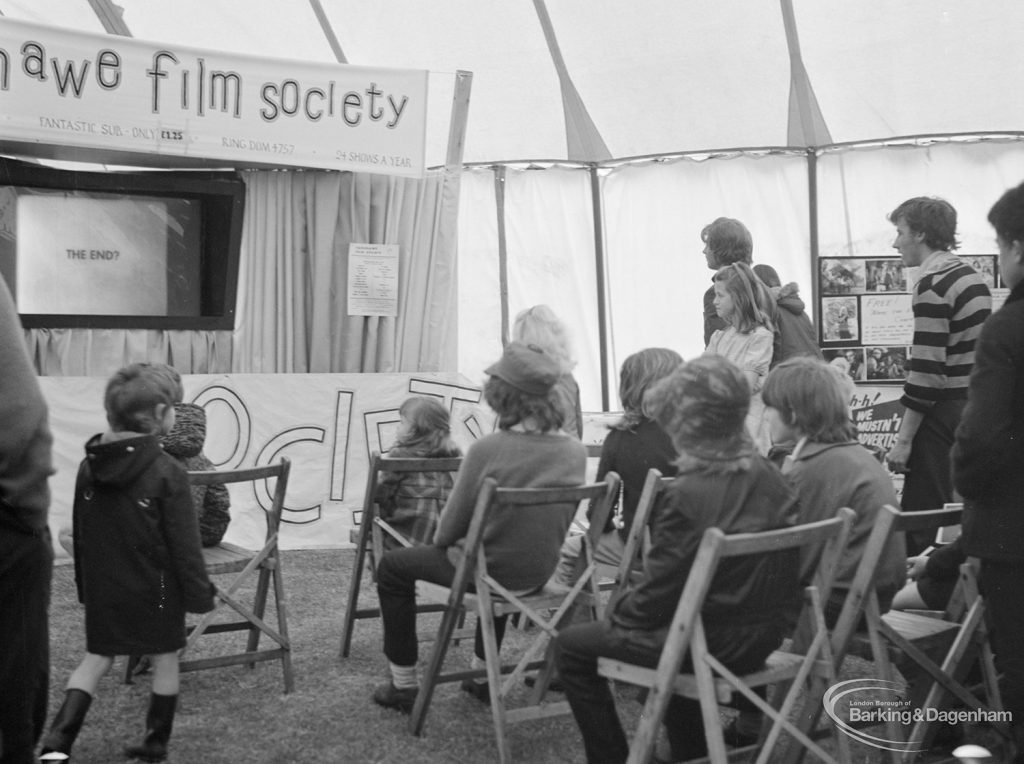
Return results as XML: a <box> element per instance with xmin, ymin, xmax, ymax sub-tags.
<box><xmin>46</xmin><ymin>549</ymin><xmax>990</xmax><ymax>763</ymax></box>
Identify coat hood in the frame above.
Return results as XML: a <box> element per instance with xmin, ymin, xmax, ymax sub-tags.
<box><xmin>775</xmin><ymin>282</ymin><xmax>806</xmax><ymax>315</ymax></box>
<box><xmin>161</xmin><ymin>402</ymin><xmax>207</xmax><ymax>459</ymax></box>
<box><xmin>84</xmin><ymin>433</ymin><xmax>165</xmax><ymax>488</ymax></box>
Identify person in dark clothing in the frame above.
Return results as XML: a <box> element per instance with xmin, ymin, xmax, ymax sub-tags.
<box><xmin>0</xmin><ymin>276</ymin><xmax>54</xmax><ymax>764</ymax></box>
<box><xmin>952</xmin><ymin>181</ymin><xmax>1024</xmax><ymax>764</ymax></box>
<box><xmin>549</xmin><ymin>347</ymin><xmax>681</xmax><ymax>587</ymax></box>
<box><xmin>753</xmin><ymin>263</ymin><xmax>823</xmax><ymax>368</ymax></box>
<box><xmin>40</xmin><ymin>363</ymin><xmax>215</xmax><ymax>763</ymax></box>
<box><xmin>555</xmin><ymin>354</ymin><xmax>801</xmax><ymax>764</ymax></box>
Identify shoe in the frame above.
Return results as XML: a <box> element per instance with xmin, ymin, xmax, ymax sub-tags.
<box><xmin>40</xmin><ymin>688</ymin><xmax>93</xmax><ymax>761</ymax></box>
<box><xmin>372</xmin><ymin>682</ymin><xmax>418</xmax><ymax>714</ymax></box>
<box><xmin>124</xmin><ymin>693</ymin><xmax>177</xmax><ymax>762</ymax></box>
<box><xmin>524</xmin><ymin>674</ymin><xmax>565</xmax><ymax>693</ymax></box>
<box><xmin>721</xmin><ymin>717</ymin><xmax>759</xmax><ymax>748</ymax></box>
<box><xmin>460</xmin><ymin>679</ymin><xmax>491</xmax><ymax>705</ymax></box>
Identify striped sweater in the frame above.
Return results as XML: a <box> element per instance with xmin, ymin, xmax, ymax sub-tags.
<box><xmin>902</xmin><ymin>253</ymin><xmax>991</xmax><ymax>412</ymax></box>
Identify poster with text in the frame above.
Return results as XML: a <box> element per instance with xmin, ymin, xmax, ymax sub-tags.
<box><xmin>348</xmin><ymin>243</ymin><xmax>399</xmax><ymax>317</ymax></box>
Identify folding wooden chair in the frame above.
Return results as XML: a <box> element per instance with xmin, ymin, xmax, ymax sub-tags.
<box><xmin>175</xmin><ymin>459</ymin><xmax>295</xmax><ymax>692</ymax></box>
<box><xmin>409</xmin><ymin>473</ymin><xmax>621</xmax><ymax>764</ymax></box>
<box><xmin>781</xmin><ymin>505</ymin><xmax>1006</xmax><ymax>764</ymax></box>
<box><xmin>596</xmin><ymin>508</ymin><xmax>856</xmax><ymax>764</ymax></box>
<box><xmin>339</xmin><ymin>451</ymin><xmax>462</xmax><ymax>658</ymax></box>
<box><xmin>851</xmin><ymin>508</ymin><xmax>1007</xmax><ymax>760</ymax></box>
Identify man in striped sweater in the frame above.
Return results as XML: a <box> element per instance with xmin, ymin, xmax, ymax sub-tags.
<box><xmin>886</xmin><ymin>197</ymin><xmax>992</xmax><ymax>554</ymax></box>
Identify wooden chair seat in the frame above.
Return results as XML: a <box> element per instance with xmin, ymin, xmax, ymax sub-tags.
<box><xmin>600</xmin><ymin>649</ymin><xmax>832</xmax><ymax>706</ymax></box>
<box><xmin>201</xmin><ymin>542</ymin><xmax>260</xmax><ymax>575</ymax></box>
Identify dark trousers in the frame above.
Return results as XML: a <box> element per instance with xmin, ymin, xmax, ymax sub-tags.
<box><xmin>555</xmin><ymin>618</ymin><xmax>783</xmax><ymax>764</ymax></box>
<box><xmin>980</xmin><ymin>559</ymin><xmax>1024</xmax><ymax>762</ymax></box>
<box><xmin>0</xmin><ymin>526</ymin><xmax>52</xmax><ymax>764</ymax></box>
<box><xmin>376</xmin><ymin>544</ymin><xmax>507</xmax><ymax>667</ymax></box>
<box><xmin>902</xmin><ymin>400</ymin><xmax>964</xmax><ymax>554</ymax></box>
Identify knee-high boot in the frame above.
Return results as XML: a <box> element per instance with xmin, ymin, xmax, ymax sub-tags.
<box><xmin>39</xmin><ymin>688</ymin><xmax>93</xmax><ymax>761</ymax></box>
<box><xmin>123</xmin><ymin>693</ymin><xmax>177</xmax><ymax>763</ymax></box>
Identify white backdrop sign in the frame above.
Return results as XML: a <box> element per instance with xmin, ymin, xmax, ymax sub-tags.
<box><xmin>0</xmin><ymin>17</ymin><xmax>428</xmax><ymax>176</ymax></box>
<box><xmin>41</xmin><ymin>372</ymin><xmax>491</xmax><ymax>558</ymax></box>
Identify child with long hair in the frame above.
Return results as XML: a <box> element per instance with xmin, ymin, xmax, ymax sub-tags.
<box><xmin>550</xmin><ymin>347</ymin><xmax>681</xmax><ymax>586</ymax></box>
<box><xmin>762</xmin><ymin>356</ymin><xmax>906</xmax><ymax>620</ymax></box>
<box><xmin>40</xmin><ymin>363</ymin><xmax>215</xmax><ymax>763</ymax></box>
<box><xmin>555</xmin><ymin>355</ymin><xmax>802</xmax><ymax>763</ymax></box>
<box><xmin>376</xmin><ymin>396</ymin><xmax>462</xmax><ymax>548</ymax></box>
<box><xmin>705</xmin><ymin>262</ymin><xmax>776</xmax><ymax>453</ymax></box>
<box><xmin>513</xmin><ymin>304</ymin><xmax>583</xmax><ymax>438</ymax></box>
<box><xmin>371</xmin><ymin>342</ymin><xmax>586</xmax><ymax>712</ymax></box>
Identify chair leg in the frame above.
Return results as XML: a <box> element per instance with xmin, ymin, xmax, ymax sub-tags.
<box><xmin>340</xmin><ymin>519</ymin><xmax>373</xmax><ymax>658</ymax></box>
<box><xmin>246</xmin><ymin>566</ymin><xmax>272</xmax><ymax>663</ymax></box>
<box><xmin>270</xmin><ymin>563</ymin><xmax>294</xmax><ymax>694</ymax></box>
<box><xmin>476</xmin><ymin>590</ymin><xmax>512</xmax><ymax>764</ymax></box>
<box><xmin>409</xmin><ymin>604</ymin><xmax>465</xmax><ymax>737</ymax></box>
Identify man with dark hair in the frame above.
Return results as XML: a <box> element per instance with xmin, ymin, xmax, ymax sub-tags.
<box><xmin>886</xmin><ymin>196</ymin><xmax>991</xmax><ymax>553</ymax></box>
<box><xmin>700</xmin><ymin>217</ymin><xmax>753</xmax><ymax>344</ymax></box>
<box><xmin>0</xmin><ymin>276</ymin><xmax>54</xmax><ymax>764</ymax></box>
<box><xmin>953</xmin><ymin>181</ymin><xmax>1024</xmax><ymax>764</ymax></box>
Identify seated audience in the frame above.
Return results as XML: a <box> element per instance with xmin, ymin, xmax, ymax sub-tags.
<box><xmin>372</xmin><ymin>341</ymin><xmax>586</xmax><ymax>712</ymax></box>
<box><xmin>513</xmin><ymin>304</ymin><xmax>583</xmax><ymax>438</ymax></box>
<box><xmin>762</xmin><ymin>356</ymin><xmax>906</xmax><ymax>622</ymax></box>
<box><xmin>375</xmin><ymin>396</ymin><xmax>462</xmax><ymax>549</ymax></box>
<box><xmin>154</xmin><ymin>364</ymin><xmax>231</xmax><ymax>547</ymax></box>
<box><xmin>892</xmin><ymin>536</ymin><xmax>964</xmax><ymax>612</ymax></box>
<box><xmin>555</xmin><ymin>355</ymin><xmax>802</xmax><ymax>763</ymax></box>
<box><xmin>549</xmin><ymin>347</ymin><xmax>681</xmax><ymax>587</ymax></box>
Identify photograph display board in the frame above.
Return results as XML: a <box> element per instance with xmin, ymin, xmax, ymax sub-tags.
<box><xmin>818</xmin><ymin>254</ymin><xmax>1003</xmax><ymax>386</ymax></box>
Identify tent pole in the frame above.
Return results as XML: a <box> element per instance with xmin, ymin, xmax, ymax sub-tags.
<box><xmin>86</xmin><ymin>0</ymin><xmax>131</xmax><ymax>36</ymax></box>
<box><xmin>307</xmin><ymin>0</ymin><xmax>348</xmax><ymax>64</ymax></box>
<box><xmin>807</xmin><ymin>147</ymin><xmax>821</xmax><ymax>334</ymax></box>
<box><xmin>494</xmin><ymin>166</ymin><xmax>510</xmax><ymax>347</ymax></box>
<box><xmin>589</xmin><ymin>165</ymin><xmax>610</xmax><ymax>411</ymax></box>
<box><xmin>436</xmin><ymin>70</ymin><xmax>472</xmax><ymax>371</ymax></box>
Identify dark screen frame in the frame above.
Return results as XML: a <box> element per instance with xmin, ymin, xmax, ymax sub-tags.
<box><xmin>0</xmin><ymin>157</ymin><xmax>245</xmax><ymax>331</ymax></box>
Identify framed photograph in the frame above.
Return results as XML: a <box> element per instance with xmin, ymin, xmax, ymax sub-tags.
<box><xmin>820</xmin><ymin>258</ymin><xmax>865</xmax><ymax>295</ymax></box>
<box><xmin>821</xmin><ymin>296</ymin><xmax>860</xmax><ymax>343</ymax></box>
<box><xmin>961</xmin><ymin>254</ymin><xmax>997</xmax><ymax>290</ymax></box>
<box><xmin>823</xmin><ymin>348</ymin><xmax>866</xmax><ymax>381</ymax></box>
<box><xmin>864</xmin><ymin>346</ymin><xmax>909</xmax><ymax>382</ymax></box>
<box><xmin>864</xmin><ymin>259</ymin><xmax>907</xmax><ymax>293</ymax></box>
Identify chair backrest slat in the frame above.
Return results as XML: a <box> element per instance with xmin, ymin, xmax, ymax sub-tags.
<box><xmin>188</xmin><ymin>458</ymin><xmax>290</xmax><ymax>540</ymax></box>
<box><xmin>643</xmin><ymin>511</ymin><xmax>854</xmax><ymax>735</ymax></box>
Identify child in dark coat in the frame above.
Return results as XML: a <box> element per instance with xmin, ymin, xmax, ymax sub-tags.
<box><xmin>40</xmin><ymin>363</ymin><xmax>215</xmax><ymax>763</ymax></box>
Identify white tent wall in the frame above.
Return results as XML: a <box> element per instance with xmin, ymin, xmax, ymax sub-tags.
<box><xmin>601</xmin><ymin>153</ymin><xmax>812</xmax><ymax>377</ymax></box>
<box><xmin>816</xmin><ymin>139</ymin><xmax>1024</xmax><ymax>258</ymax></box>
<box><xmin>457</xmin><ymin>138</ymin><xmax>1024</xmax><ymax>411</ymax></box>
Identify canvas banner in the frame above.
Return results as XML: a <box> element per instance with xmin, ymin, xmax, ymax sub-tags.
<box><xmin>41</xmin><ymin>372</ymin><xmax>491</xmax><ymax>558</ymax></box>
<box><xmin>0</xmin><ymin>18</ymin><xmax>428</xmax><ymax>176</ymax></box>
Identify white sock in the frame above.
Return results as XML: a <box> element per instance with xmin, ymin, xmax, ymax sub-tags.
<box><xmin>469</xmin><ymin>655</ymin><xmax>486</xmax><ymax>683</ymax></box>
<box><xmin>389</xmin><ymin>662</ymin><xmax>418</xmax><ymax>689</ymax></box>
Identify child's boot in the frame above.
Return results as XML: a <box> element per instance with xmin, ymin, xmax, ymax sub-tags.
<box><xmin>39</xmin><ymin>688</ymin><xmax>93</xmax><ymax>761</ymax></box>
<box><xmin>124</xmin><ymin>693</ymin><xmax>177</xmax><ymax>763</ymax></box>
